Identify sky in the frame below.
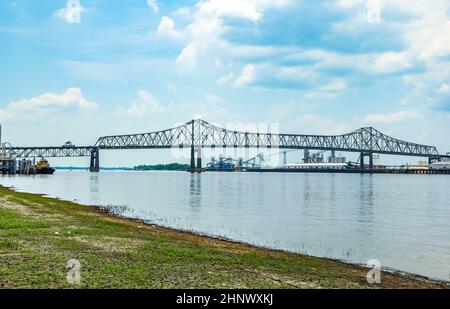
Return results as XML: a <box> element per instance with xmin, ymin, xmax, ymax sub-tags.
<box><xmin>0</xmin><ymin>0</ymin><xmax>450</xmax><ymax>167</ymax></box>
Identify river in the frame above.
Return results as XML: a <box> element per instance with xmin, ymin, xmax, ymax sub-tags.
<box><xmin>1</xmin><ymin>171</ymin><xmax>449</xmax><ymax>281</ymax></box>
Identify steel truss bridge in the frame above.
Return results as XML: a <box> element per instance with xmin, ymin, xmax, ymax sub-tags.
<box><xmin>7</xmin><ymin>119</ymin><xmax>450</xmax><ymax>172</ymax></box>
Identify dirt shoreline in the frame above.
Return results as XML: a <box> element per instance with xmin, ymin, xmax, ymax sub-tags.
<box><xmin>0</xmin><ymin>185</ymin><xmax>448</xmax><ymax>289</ymax></box>
<box><xmin>99</xmin><ymin>205</ymin><xmax>450</xmax><ymax>286</ymax></box>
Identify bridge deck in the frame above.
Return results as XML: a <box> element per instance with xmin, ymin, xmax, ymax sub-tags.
<box><xmin>4</xmin><ymin>120</ymin><xmax>449</xmax><ymax>164</ymax></box>
<box><xmin>10</xmin><ymin>147</ymin><xmax>93</xmax><ymax>158</ymax></box>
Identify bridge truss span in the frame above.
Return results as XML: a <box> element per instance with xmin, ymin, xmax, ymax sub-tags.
<box><xmin>6</xmin><ymin>119</ymin><xmax>448</xmax><ymax>172</ymax></box>
<box><xmin>94</xmin><ymin>119</ymin><xmax>440</xmax><ymax>158</ymax></box>
<box><xmin>9</xmin><ymin>146</ymin><xmax>93</xmax><ymax>158</ymax></box>
<box><xmin>94</xmin><ymin>122</ymin><xmax>193</xmax><ymax>149</ymax></box>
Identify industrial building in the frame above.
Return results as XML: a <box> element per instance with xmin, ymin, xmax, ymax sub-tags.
<box><xmin>0</xmin><ymin>125</ymin><xmax>17</xmax><ymax>174</ymax></box>
<box><xmin>429</xmin><ymin>162</ymin><xmax>450</xmax><ymax>169</ymax></box>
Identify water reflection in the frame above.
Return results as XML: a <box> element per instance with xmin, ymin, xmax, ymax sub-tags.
<box><xmin>358</xmin><ymin>175</ymin><xmax>375</xmax><ymax>225</ymax></box>
<box><xmin>89</xmin><ymin>174</ymin><xmax>99</xmax><ymax>194</ymax></box>
<box><xmin>189</xmin><ymin>173</ymin><xmax>202</xmax><ymax>211</ymax></box>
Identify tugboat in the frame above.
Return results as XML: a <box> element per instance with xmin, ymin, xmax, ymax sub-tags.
<box><xmin>34</xmin><ymin>159</ymin><xmax>55</xmax><ymax>175</ymax></box>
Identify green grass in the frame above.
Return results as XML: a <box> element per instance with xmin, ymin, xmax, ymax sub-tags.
<box><xmin>0</xmin><ymin>185</ymin><xmax>447</xmax><ymax>289</ymax></box>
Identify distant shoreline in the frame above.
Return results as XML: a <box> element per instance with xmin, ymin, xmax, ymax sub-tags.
<box><xmin>54</xmin><ymin>167</ymin><xmax>132</xmax><ymax>171</ymax></box>
<box><xmin>54</xmin><ymin>163</ymin><xmax>189</xmax><ymax>172</ymax></box>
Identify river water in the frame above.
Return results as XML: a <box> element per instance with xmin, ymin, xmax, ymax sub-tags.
<box><xmin>1</xmin><ymin>171</ymin><xmax>449</xmax><ymax>281</ymax></box>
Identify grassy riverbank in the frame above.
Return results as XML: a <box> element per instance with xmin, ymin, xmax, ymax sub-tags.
<box><xmin>0</xmin><ymin>186</ymin><xmax>447</xmax><ymax>289</ymax></box>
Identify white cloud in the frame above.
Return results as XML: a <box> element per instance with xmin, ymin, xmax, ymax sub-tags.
<box><xmin>327</xmin><ymin>0</ymin><xmax>450</xmax><ymax>109</ymax></box>
<box><xmin>167</xmin><ymin>82</ymin><xmax>177</xmax><ymax>94</ymax></box>
<box><xmin>173</xmin><ymin>16</ymin><xmax>224</xmax><ymax>69</ymax></box>
<box><xmin>195</xmin><ymin>0</ymin><xmax>293</xmax><ymax>21</ymax></box>
<box><xmin>288</xmin><ymin>49</ymin><xmax>412</xmax><ymax>75</ymax></box>
<box><xmin>214</xmin><ymin>58</ymin><xmax>222</xmax><ymax>68</ymax></box>
<box><xmin>268</xmin><ymin>102</ymin><xmax>313</xmax><ymax>120</ymax></box>
<box><xmin>363</xmin><ymin>109</ymin><xmax>420</xmax><ymax>124</ymax></box>
<box><xmin>122</xmin><ymin>90</ymin><xmax>163</xmax><ymax>117</ymax></box>
<box><xmin>401</xmin><ymin>60</ymin><xmax>450</xmax><ymax>112</ymax></box>
<box><xmin>0</xmin><ymin>88</ymin><xmax>98</xmax><ymax>122</ymax></box>
<box><xmin>372</xmin><ymin>52</ymin><xmax>411</xmax><ymax>74</ymax></box>
<box><xmin>156</xmin><ymin>16</ymin><xmax>182</xmax><ymax>39</ymax></box>
<box><xmin>400</xmin><ymin>97</ymin><xmax>409</xmax><ymax>106</ymax></box>
<box><xmin>189</xmin><ymin>94</ymin><xmax>234</xmax><ymax>121</ymax></box>
<box><xmin>196</xmin><ymin>0</ymin><xmax>262</xmax><ymax>23</ymax></box>
<box><xmin>54</xmin><ymin>0</ymin><xmax>88</xmax><ymax>24</ymax></box>
<box><xmin>217</xmin><ymin>47</ymin><xmax>414</xmax><ymax>92</ymax></box>
<box><xmin>285</xmin><ymin>113</ymin><xmax>352</xmax><ymax>135</ymax></box>
<box><xmin>255</xmin><ymin>0</ymin><xmax>294</xmax><ymax>9</ymax></box>
<box><xmin>147</xmin><ymin>0</ymin><xmax>159</xmax><ymax>13</ymax></box>
<box><xmin>162</xmin><ymin>0</ymin><xmax>293</xmax><ymax>70</ymax></box>
<box><xmin>216</xmin><ymin>73</ymin><xmax>234</xmax><ymax>86</ymax></box>
<box><xmin>187</xmin><ymin>15</ymin><xmax>224</xmax><ymax>41</ymax></box>
<box><xmin>227</xmin><ymin>44</ymin><xmax>295</xmax><ymax>59</ymax></box>
<box><xmin>335</xmin><ymin>0</ymin><xmax>364</xmax><ymax>9</ymax></box>
<box><xmin>204</xmin><ymin>94</ymin><xmax>225</xmax><ymax>104</ymax></box>
<box><xmin>234</xmin><ymin>64</ymin><xmax>256</xmax><ymax>87</ymax></box>
<box><xmin>173</xmin><ymin>7</ymin><xmax>191</xmax><ymax>19</ymax></box>
<box><xmin>306</xmin><ymin>79</ymin><xmax>347</xmax><ymax>98</ymax></box>
<box><xmin>404</xmin><ymin>11</ymin><xmax>450</xmax><ymax>60</ymax></box>
<box><xmin>155</xmin><ymin>0</ymin><xmax>449</xmax><ymax>101</ymax></box>
<box><xmin>438</xmin><ymin>83</ymin><xmax>450</xmax><ymax>94</ymax></box>
<box><xmin>176</xmin><ymin>42</ymin><xmax>201</xmax><ymax>69</ymax></box>
<box><xmin>332</xmin><ymin>0</ymin><xmax>450</xmax><ymax>61</ymax></box>
<box><xmin>217</xmin><ymin>60</ymin><xmax>344</xmax><ymax>93</ymax></box>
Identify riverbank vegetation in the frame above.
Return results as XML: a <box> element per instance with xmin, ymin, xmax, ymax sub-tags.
<box><xmin>133</xmin><ymin>163</ymin><xmax>190</xmax><ymax>171</ymax></box>
<box><xmin>0</xmin><ymin>186</ymin><xmax>447</xmax><ymax>289</ymax></box>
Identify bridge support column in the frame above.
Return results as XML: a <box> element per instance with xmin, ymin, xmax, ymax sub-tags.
<box><xmin>360</xmin><ymin>152</ymin><xmax>364</xmax><ymax>170</ymax></box>
<box><xmin>90</xmin><ymin>147</ymin><xmax>100</xmax><ymax>172</ymax></box>
<box><xmin>190</xmin><ymin>147</ymin><xmax>195</xmax><ymax>171</ymax></box>
<box><xmin>196</xmin><ymin>148</ymin><xmax>202</xmax><ymax>170</ymax></box>
<box><xmin>303</xmin><ymin>149</ymin><xmax>310</xmax><ymax>163</ymax></box>
<box><xmin>360</xmin><ymin>152</ymin><xmax>374</xmax><ymax>171</ymax></box>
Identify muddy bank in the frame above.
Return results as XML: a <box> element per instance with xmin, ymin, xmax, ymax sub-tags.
<box><xmin>0</xmin><ymin>186</ymin><xmax>447</xmax><ymax>289</ymax></box>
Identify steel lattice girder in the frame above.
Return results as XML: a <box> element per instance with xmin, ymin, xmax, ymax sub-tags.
<box><xmin>6</xmin><ymin>119</ymin><xmax>446</xmax><ymax>158</ymax></box>
<box><xmin>94</xmin><ymin>119</ymin><xmax>441</xmax><ymax>157</ymax></box>
<box><xmin>9</xmin><ymin>147</ymin><xmax>93</xmax><ymax>158</ymax></box>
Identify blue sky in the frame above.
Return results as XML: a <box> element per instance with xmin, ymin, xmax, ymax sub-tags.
<box><xmin>1</xmin><ymin>0</ymin><xmax>450</xmax><ymax>166</ymax></box>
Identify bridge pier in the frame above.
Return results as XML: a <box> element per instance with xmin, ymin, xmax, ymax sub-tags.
<box><xmin>89</xmin><ymin>147</ymin><xmax>100</xmax><ymax>172</ymax></box>
<box><xmin>360</xmin><ymin>152</ymin><xmax>374</xmax><ymax>171</ymax></box>
<box><xmin>190</xmin><ymin>147</ymin><xmax>195</xmax><ymax>170</ymax></box>
<box><xmin>303</xmin><ymin>149</ymin><xmax>310</xmax><ymax>163</ymax></box>
<box><xmin>189</xmin><ymin>148</ymin><xmax>203</xmax><ymax>172</ymax></box>
<box><xmin>196</xmin><ymin>148</ymin><xmax>202</xmax><ymax>170</ymax></box>
<box><xmin>360</xmin><ymin>152</ymin><xmax>364</xmax><ymax>170</ymax></box>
